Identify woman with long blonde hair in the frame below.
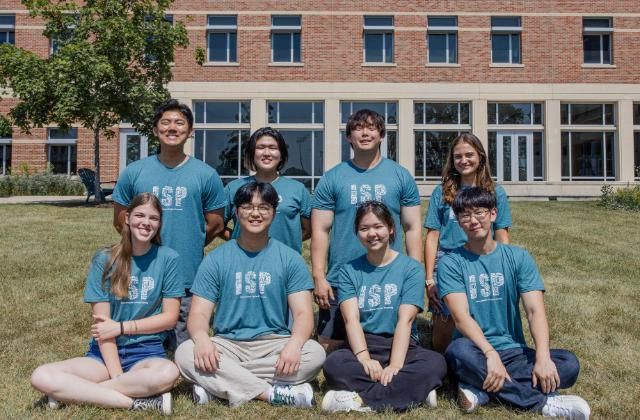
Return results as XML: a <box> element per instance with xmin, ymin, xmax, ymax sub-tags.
<box><xmin>31</xmin><ymin>193</ymin><xmax>184</xmax><ymax>415</ymax></box>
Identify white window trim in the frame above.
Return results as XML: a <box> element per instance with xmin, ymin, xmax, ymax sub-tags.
<box><xmin>414</xmin><ymin>129</ymin><xmax>467</xmax><ymax>181</ymax></box>
<box><xmin>47</xmin><ymin>144</ymin><xmax>75</xmax><ymax>176</ymax></box>
<box><xmin>561</xmin><ymin>131</ymin><xmax>616</xmax><ymax>181</ymax></box>
<box><xmin>206</xmin><ymin>16</ymin><xmax>237</xmax><ymax>63</ymax></box>
<box><xmin>488</xmin><ymin>102</ymin><xmax>544</xmax><ymax>126</ymax></box>
<box><xmin>415</xmin><ymin>102</ymin><xmax>471</xmax><ymax>126</ymax></box>
<box><xmin>492</xmin><ymin>131</ymin><xmax>544</xmax><ymax>182</ymax></box>
<box><xmin>271</xmin><ymin>31</ymin><xmax>301</xmax><ymax>63</ymax></box>
<box><xmin>363</xmin><ymin>16</ymin><xmax>394</xmax><ymax>64</ymax></box>
<box><xmin>1</xmin><ymin>143</ymin><xmax>10</xmax><ymax>175</ymax></box>
<box><xmin>427</xmin><ymin>29</ymin><xmax>458</xmax><ymax>64</ymax></box>
<box><xmin>561</xmin><ymin>103</ymin><xmax>615</xmax><ymax>127</ymax></box>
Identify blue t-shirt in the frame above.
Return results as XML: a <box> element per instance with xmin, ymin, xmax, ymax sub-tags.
<box><xmin>424</xmin><ymin>185</ymin><xmax>512</xmax><ymax>251</ymax></box>
<box><xmin>437</xmin><ymin>243</ymin><xmax>545</xmax><ymax>351</ymax></box>
<box><xmin>191</xmin><ymin>239</ymin><xmax>314</xmax><ymax>341</ymax></box>
<box><xmin>312</xmin><ymin>158</ymin><xmax>421</xmax><ymax>285</ymax></box>
<box><xmin>113</xmin><ymin>156</ymin><xmax>227</xmax><ymax>289</ymax></box>
<box><xmin>337</xmin><ymin>254</ymin><xmax>425</xmax><ymax>339</ymax></box>
<box><xmin>83</xmin><ymin>245</ymin><xmax>185</xmax><ymax>347</ymax></box>
<box><xmin>225</xmin><ymin>176</ymin><xmax>311</xmax><ymax>253</ymax></box>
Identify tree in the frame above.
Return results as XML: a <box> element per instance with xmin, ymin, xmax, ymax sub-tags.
<box><xmin>0</xmin><ymin>0</ymin><xmax>188</xmax><ymax>201</ymax></box>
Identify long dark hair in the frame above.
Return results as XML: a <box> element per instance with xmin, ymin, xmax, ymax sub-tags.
<box><xmin>102</xmin><ymin>193</ymin><xmax>162</xmax><ymax>298</ymax></box>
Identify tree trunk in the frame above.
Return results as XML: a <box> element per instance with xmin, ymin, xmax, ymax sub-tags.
<box><xmin>93</xmin><ymin>127</ymin><xmax>104</xmax><ymax>202</ymax></box>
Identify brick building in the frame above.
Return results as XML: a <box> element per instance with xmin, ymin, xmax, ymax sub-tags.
<box><xmin>2</xmin><ymin>1</ymin><xmax>639</xmax><ymax>197</ymax></box>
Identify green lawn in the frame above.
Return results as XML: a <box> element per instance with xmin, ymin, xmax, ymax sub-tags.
<box><xmin>0</xmin><ymin>201</ymin><xmax>638</xmax><ymax>419</ymax></box>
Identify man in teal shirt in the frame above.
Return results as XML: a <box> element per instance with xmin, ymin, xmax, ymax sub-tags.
<box><xmin>113</xmin><ymin>100</ymin><xmax>227</xmax><ymax>346</ymax></box>
<box><xmin>175</xmin><ymin>182</ymin><xmax>325</xmax><ymax>408</ymax></box>
<box><xmin>438</xmin><ymin>187</ymin><xmax>590</xmax><ymax>419</ymax></box>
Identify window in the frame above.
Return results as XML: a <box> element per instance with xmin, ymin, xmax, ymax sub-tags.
<box><xmin>491</xmin><ymin>16</ymin><xmax>521</xmax><ymax>64</ymax></box>
<box><xmin>0</xmin><ymin>131</ymin><xmax>10</xmax><ymax>175</ymax></box>
<box><xmin>414</xmin><ymin>102</ymin><xmax>471</xmax><ymax>180</ymax></box>
<box><xmin>561</xmin><ymin>103</ymin><xmax>615</xmax><ymax>180</ymax></box>
<box><xmin>363</xmin><ymin>16</ymin><xmax>394</xmax><ymax>63</ymax></box>
<box><xmin>634</xmin><ymin>103</ymin><xmax>640</xmax><ymax>179</ymax></box>
<box><xmin>193</xmin><ymin>101</ymin><xmax>250</xmax><ymax>184</ymax></box>
<box><xmin>340</xmin><ymin>101</ymin><xmax>397</xmax><ymax>161</ymax></box>
<box><xmin>144</xmin><ymin>14</ymin><xmax>173</xmax><ymax>62</ymax></box>
<box><xmin>49</xmin><ymin>14</ymin><xmax>77</xmax><ymax>55</ymax></box>
<box><xmin>427</xmin><ymin>16</ymin><xmax>457</xmax><ymax>64</ymax></box>
<box><xmin>0</xmin><ymin>15</ymin><xmax>15</xmax><ymax>45</ymax></box>
<box><xmin>207</xmin><ymin>15</ymin><xmax>237</xmax><ymax>63</ymax></box>
<box><xmin>583</xmin><ymin>18</ymin><xmax>612</xmax><ymax>64</ymax></box>
<box><xmin>489</xmin><ymin>132</ymin><xmax>544</xmax><ymax>182</ymax></box>
<box><xmin>271</xmin><ymin>15</ymin><xmax>301</xmax><ymax>63</ymax></box>
<box><xmin>47</xmin><ymin>128</ymin><xmax>77</xmax><ymax>175</ymax></box>
<box><xmin>488</xmin><ymin>103</ymin><xmax>543</xmax><ymax>125</ymax></box>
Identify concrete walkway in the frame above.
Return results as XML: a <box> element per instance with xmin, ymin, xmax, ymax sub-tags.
<box><xmin>0</xmin><ymin>195</ymin><xmax>103</xmax><ymax>204</ymax></box>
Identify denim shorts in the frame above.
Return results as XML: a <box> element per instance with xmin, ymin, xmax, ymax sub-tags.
<box><xmin>317</xmin><ymin>287</ymin><xmax>346</xmax><ymax>340</ymax></box>
<box><xmin>85</xmin><ymin>339</ymin><xmax>167</xmax><ymax>372</ymax></box>
<box><xmin>428</xmin><ymin>249</ymin><xmax>452</xmax><ymax>318</ymax></box>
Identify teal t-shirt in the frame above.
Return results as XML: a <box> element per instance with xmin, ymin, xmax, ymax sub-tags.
<box><xmin>424</xmin><ymin>185</ymin><xmax>512</xmax><ymax>251</ymax></box>
<box><xmin>437</xmin><ymin>243</ymin><xmax>545</xmax><ymax>351</ymax></box>
<box><xmin>337</xmin><ymin>254</ymin><xmax>425</xmax><ymax>339</ymax></box>
<box><xmin>113</xmin><ymin>156</ymin><xmax>227</xmax><ymax>289</ymax></box>
<box><xmin>191</xmin><ymin>239</ymin><xmax>314</xmax><ymax>340</ymax></box>
<box><xmin>225</xmin><ymin>176</ymin><xmax>311</xmax><ymax>253</ymax></box>
<box><xmin>83</xmin><ymin>245</ymin><xmax>185</xmax><ymax>347</ymax></box>
<box><xmin>312</xmin><ymin>158</ymin><xmax>421</xmax><ymax>285</ymax></box>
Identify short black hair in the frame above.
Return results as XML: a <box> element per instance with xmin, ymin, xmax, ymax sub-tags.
<box><xmin>244</xmin><ymin>127</ymin><xmax>289</xmax><ymax>172</ymax></box>
<box><xmin>153</xmin><ymin>99</ymin><xmax>194</xmax><ymax>129</ymax></box>
<box><xmin>354</xmin><ymin>200</ymin><xmax>396</xmax><ymax>243</ymax></box>
<box><xmin>452</xmin><ymin>187</ymin><xmax>497</xmax><ymax>215</ymax></box>
<box><xmin>346</xmin><ymin>109</ymin><xmax>386</xmax><ymax>138</ymax></box>
<box><xmin>233</xmin><ymin>181</ymin><xmax>280</xmax><ymax>210</ymax></box>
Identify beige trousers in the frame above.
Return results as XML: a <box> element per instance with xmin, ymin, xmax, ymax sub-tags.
<box><xmin>175</xmin><ymin>335</ymin><xmax>325</xmax><ymax>407</ymax></box>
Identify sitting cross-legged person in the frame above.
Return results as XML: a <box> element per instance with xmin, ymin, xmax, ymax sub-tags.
<box><xmin>175</xmin><ymin>181</ymin><xmax>325</xmax><ymax>408</ymax></box>
<box><xmin>438</xmin><ymin>187</ymin><xmax>590</xmax><ymax>419</ymax></box>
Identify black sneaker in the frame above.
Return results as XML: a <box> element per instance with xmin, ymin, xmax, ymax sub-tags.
<box><xmin>131</xmin><ymin>392</ymin><xmax>172</xmax><ymax>415</ymax></box>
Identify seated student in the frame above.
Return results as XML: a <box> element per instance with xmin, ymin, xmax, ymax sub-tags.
<box><xmin>31</xmin><ymin>193</ymin><xmax>184</xmax><ymax>415</ymax></box>
<box><xmin>322</xmin><ymin>201</ymin><xmax>447</xmax><ymax>413</ymax></box>
<box><xmin>438</xmin><ymin>187</ymin><xmax>590</xmax><ymax>419</ymax></box>
<box><xmin>175</xmin><ymin>182</ymin><xmax>325</xmax><ymax>408</ymax></box>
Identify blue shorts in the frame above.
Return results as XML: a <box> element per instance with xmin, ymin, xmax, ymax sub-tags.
<box><xmin>429</xmin><ymin>249</ymin><xmax>451</xmax><ymax>318</ymax></box>
<box><xmin>85</xmin><ymin>339</ymin><xmax>167</xmax><ymax>372</ymax></box>
<box><xmin>317</xmin><ymin>287</ymin><xmax>346</xmax><ymax>340</ymax></box>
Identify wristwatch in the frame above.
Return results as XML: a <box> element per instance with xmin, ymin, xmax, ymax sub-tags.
<box><xmin>426</xmin><ymin>278</ymin><xmax>436</xmax><ymax>287</ymax></box>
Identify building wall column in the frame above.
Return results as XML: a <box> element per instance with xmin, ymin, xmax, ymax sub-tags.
<box><xmin>324</xmin><ymin>99</ymin><xmax>341</xmax><ymax>171</ymax></box>
<box><xmin>545</xmin><ymin>99</ymin><xmax>561</xmax><ymax>182</ymax></box>
<box><xmin>617</xmin><ymin>99</ymin><xmax>634</xmax><ymax>182</ymax></box>
<box><xmin>472</xmin><ymin>99</ymin><xmax>488</xmax><ymax>151</ymax></box>
<box><xmin>398</xmin><ymin>99</ymin><xmax>414</xmax><ymax>175</ymax></box>
<box><xmin>250</xmin><ymin>99</ymin><xmax>267</xmax><ymax>134</ymax></box>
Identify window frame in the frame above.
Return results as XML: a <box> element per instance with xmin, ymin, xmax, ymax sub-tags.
<box><xmin>634</xmin><ymin>103</ymin><xmax>640</xmax><ymax>180</ymax></box>
<box><xmin>561</xmin><ymin>131</ymin><xmax>616</xmax><ymax>181</ymax></box>
<box><xmin>363</xmin><ymin>15</ymin><xmax>394</xmax><ymax>64</ymax></box>
<box><xmin>271</xmin><ymin>15</ymin><xmax>302</xmax><ymax>63</ymax></box>
<box><xmin>491</xmin><ymin>16</ymin><xmax>522</xmax><ymax>64</ymax></box>
<box><xmin>561</xmin><ymin>103</ymin><xmax>615</xmax><ymax>126</ymax></box>
<box><xmin>0</xmin><ymin>133</ymin><xmax>11</xmax><ymax>175</ymax></box>
<box><xmin>583</xmin><ymin>17</ymin><xmax>613</xmax><ymax>65</ymax></box>
<box><xmin>0</xmin><ymin>14</ymin><xmax>15</xmax><ymax>45</ymax></box>
<box><xmin>487</xmin><ymin>102</ymin><xmax>544</xmax><ymax>126</ymax></box>
<box><xmin>47</xmin><ymin>128</ymin><xmax>78</xmax><ymax>176</ymax></box>
<box><xmin>206</xmin><ymin>15</ymin><xmax>238</xmax><ymax>63</ymax></box>
<box><xmin>427</xmin><ymin>16</ymin><xmax>458</xmax><ymax>64</ymax></box>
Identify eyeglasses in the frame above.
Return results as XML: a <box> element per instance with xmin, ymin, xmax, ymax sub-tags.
<box><xmin>238</xmin><ymin>204</ymin><xmax>273</xmax><ymax>215</ymax></box>
<box><xmin>458</xmin><ymin>209</ymin><xmax>490</xmax><ymax>223</ymax></box>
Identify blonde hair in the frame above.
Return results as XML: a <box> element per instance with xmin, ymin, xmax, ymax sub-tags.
<box><xmin>102</xmin><ymin>193</ymin><xmax>162</xmax><ymax>298</ymax></box>
<box><xmin>442</xmin><ymin>133</ymin><xmax>495</xmax><ymax>205</ymax></box>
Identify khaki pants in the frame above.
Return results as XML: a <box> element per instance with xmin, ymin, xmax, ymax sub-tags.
<box><xmin>175</xmin><ymin>335</ymin><xmax>325</xmax><ymax>407</ymax></box>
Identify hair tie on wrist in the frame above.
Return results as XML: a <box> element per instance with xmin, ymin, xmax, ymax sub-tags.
<box><xmin>120</xmin><ymin>321</ymin><xmax>124</xmax><ymax>336</ymax></box>
<box><xmin>354</xmin><ymin>348</ymin><xmax>368</xmax><ymax>357</ymax></box>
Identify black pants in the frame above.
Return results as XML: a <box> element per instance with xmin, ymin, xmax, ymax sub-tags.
<box><xmin>323</xmin><ymin>333</ymin><xmax>447</xmax><ymax>411</ymax></box>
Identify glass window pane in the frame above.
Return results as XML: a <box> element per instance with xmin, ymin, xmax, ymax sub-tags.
<box><xmin>240</xmin><ymin>102</ymin><xmax>250</xmax><ymax>124</ymax></box>
<box><xmin>267</xmin><ymin>102</ymin><xmax>277</xmax><ymax>124</ymax></box>
<box><xmin>414</xmin><ymin>131</ymin><xmax>424</xmax><ymax>178</ymax></box>
<box><xmin>194</xmin><ymin>101</ymin><xmax>205</xmax><ymax>124</ymax></box>
<box><xmin>126</xmin><ymin>135</ymin><xmax>142</xmax><ymax>165</ymax></box>
<box><xmin>205</xmin><ymin>102</ymin><xmax>242</xmax><ymax>124</ymax></box>
<box><xmin>634</xmin><ymin>132</ymin><xmax>640</xmax><ymax>178</ymax></box>
<box><xmin>293</xmin><ymin>33</ymin><xmax>301</xmax><ymax>62</ymax></box>
<box><xmin>384</xmin><ymin>33</ymin><xmax>393</xmax><ymax>62</ymax></box>
<box><xmin>533</xmin><ymin>103</ymin><xmax>543</xmax><ymax>125</ymax></box>
<box><xmin>386</xmin><ymin>131</ymin><xmax>397</xmax><ymax>161</ymax></box>
<box><xmin>488</xmin><ymin>132</ymin><xmax>497</xmax><ymax>177</ymax></box>
<box><xmin>605</xmin><ymin>132</ymin><xmax>615</xmax><ymax>178</ymax></box>
<box><xmin>561</xmin><ymin>104</ymin><xmax>569</xmax><ymax>124</ymax></box>
<box><xmin>349</xmin><ymin>102</ymin><xmax>387</xmax><ymax>121</ymax></box>
<box><xmin>209</xmin><ymin>33</ymin><xmax>229</xmax><ymax>62</ymax></box>
<box><xmin>604</xmin><ymin>104</ymin><xmax>614</xmax><ymax>125</ymax></box>
<box><xmin>414</xmin><ymin>103</ymin><xmax>425</xmax><ymax>124</ymax></box>
<box><xmin>386</xmin><ymin>102</ymin><xmax>397</xmax><ymax>124</ymax></box>
<box><xmin>428</xmin><ymin>33</ymin><xmax>447</xmax><ymax>63</ymax></box>
<box><xmin>194</xmin><ymin>130</ymin><xmax>204</xmax><ymax>160</ymax></box>
<box><xmin>633</xmin><ymin>103</ymin><xmax>640</xmax><ymax>125</ymax></box>
<box><xmin>428</xmin><ymin>16</ymin><xmax>457</xmax><ymax>27</ymax></box>
<box><xmin>313</xmin><ymin>102</ymin><xmax>324</xmax><ymax>124</ymax></box>
<box><xmin>499</xmin><ymin>103</ymin><xmax>531</xmax><ymax>124</ymax></box>
<box><xmin>424</xmin><ymin>131</ymin><xmax>456</xmax><ymax>177</ymax></box>
<box><xmin>583</xmin><ymin>18</ymin><xmax>611</xmax><ymax>28</ymax></box>
<box><xmin>488</xmin><ymin>103</ymin><xmax>497</xmax><ymax>125</ymax></box>
<box><xmin>518</xmin><ymin>135</ymin><xmax>528</xmax><ymax>181</ymax></box>
<box><xmin>341</xmin><ymin>102</ymin><xmax>351</xmax><ymax>124</ymax></box>
<box><xmin>364</xmin><ymin>16</ymin><xmax>393</xmax><ymax>27</ymax></box>
<box><xmin>277</xmin><ymin>102</ymin><xmax>313</xmax><ymax>123</ymax></box>
<box><xmin>460</xmin><ymin>103</ymin><xmax>470</xmax><ymax>125</ymax></box>
<box><xmin>448</xmin><ymin>33</ymin><xmax>457</xmax><ymax>63</ymax></box>
<box><xmin>208</xmin><ymin>16</ymin><xmax>237</xmax><ymax>26</ymax></box>
<box><xmin>272</xmin><ymin>33</ymin><xmax>291</xmax><ymax>62</ymax></box>
<box><xmin>602</xmin><ymin>34</ymin><xmax>611</xmax><ymax>64</ymax></box>
<box><xmin>0</xmin><ymin>15</ymin><xmax>15</xmax><ymax>26</ymax></box>
<box><xmin>571</xmin><ymin>132</ymin><xmax>604</xmax><ymax>177</ymax></box>
<box><xmin>561</xmin><ymin>132</ymin><xmax>570</xmax><ymax>178</ymax></box>
<box><xmin>570</xmin><ymin>104</ymin><xmax>604</xmax><ymax>125</ymax></box>
<box><xmin>202</xmin><ymin>130</ymin><xmax>241</xmax><ymax>176</ymax></box>
<box><xmin>272</xmin><ymin>16</ymin><xmax>301</xmax><ymax>27</ymax></box>
<box><xmin>583</xmin><ymin>35</ymin><xmax>602</xmax><ymax>63</ymax></box>
<box><xmin>229</xmin><ymin>32</ymin><xmax>237</xmax><ymax>62</ymax></box>
<box><xmin>533</xmin><ymin>132</ymin><xmax>543</xmax><ymax>179</ymax></box>
<box><xmin>492</xmin><ymin>34</ymin><xmax>510</xmax><ymax>63</ymax></box>
<box><xmin>49</xmin><ymin>145</ymin><xmax>70</xmax><ymax>174</ymax></box>
<box><xmin>426</xmin><ymin>103</ymin><xmax>459</xmax><ymax>124</ymax></box>
<box><xmin>502</xmin><ymin>135</ymin><xmax>512</xmax><ymax>181</ymax></box>
<box><xmin>279</xmin><ymin>130</ymin><xmax>313</xmax><ymax>177</ymax></box>
<box><xmin>48</xmin><ymin>128</ymin><xmax>78</xmax><ymax>139</ymax></box>
<box><xmin>364</xmin><ymin>33</ymin><xmax>383</xmax><ymax>62</ymax></box>
<box><xmin>511</xmin><ymin>34</ymin><xmax>521</xmax><ymax>63</ymax></box>
<box><xmin>491</xmin><ymin>17</ymin><xmax>521</xmax><ymax>27</ymax></box>
<box><xmin>314</xmin><ymin>130</ymin><xmax>324</xmax><ymax>176</ymax></box>
<box><xmin>341</xmin><ymin>130</ymin><xmax>351</xmax><ymax>161</ymax></box>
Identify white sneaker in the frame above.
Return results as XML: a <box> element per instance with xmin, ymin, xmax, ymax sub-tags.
<box><xmin>541</xmin><ymin>395</ymin><xmax>590</xmax><ymax>419</ymax></box>
<box><xmin>457</xmin><ymin>383</ymin><xmax>489</xmax><ymax>413</ymax></box>
<box><xmin>192</xmin><ymin>383</ymin><xmax>213</xmax><ymax>405</ymax></box>
<box><xmin>269</xmin><ymin>383</ymin><xmax>314</xmax><ymax>408</ymax></box>
<box><xmin>425</xmin><ymin>389</ymin><xmax>437</xmax><ymax>408</ymax></box>
<box><xmin>47</xmin><ymin>395</ymin><xmax>60</xmax><ymax>409</ymax></box>
<box><xmin>321</xmin><ymin>390</ymin><xmax>372</xmax><ymax>412</ymax></box>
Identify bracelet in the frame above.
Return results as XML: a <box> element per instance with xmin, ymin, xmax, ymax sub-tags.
<box><xmin>120</xmin><ymin>321</ymin><xmax>124</xmax><ymax>336</ymax></box>
<box><xmin>354</xmin><ymin>348</ymin><xmax>368</xmax><ymax>357</ymax></box>
<box><xmin>484</xmin><ymin>348</ymin><xmax>497</xmax><ymax>356</ymax></box>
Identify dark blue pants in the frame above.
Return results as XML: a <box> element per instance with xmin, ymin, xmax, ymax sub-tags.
<box><xmin>323</xmin><ymin>333</ymin><xmax>447</xmax><ymax>411</ymax></box>
<box><xmin>445</xmin><ymin>337</ymin><xmax>580</xmax><ymax>412</ymax></box>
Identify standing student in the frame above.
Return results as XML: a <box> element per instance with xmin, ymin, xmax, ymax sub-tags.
<box><xmin>439</xmin><ymin>187</ymin><xmax>590</xmax><ymax>418</ymax></box>
<box><xmin>31</xmin><ymin>193</ymin><xmax>184</xmax><ymax>415</ymax></box>
<box><xmin>424</xmin><ymin>133</ymin><xmax>512</xmax><ymax>353</ymax></box>
<box><xmin>175</xmin><ymin>182</ymin><xmax>325</xmax><ymax>408</ymax></box>
<box><xmin>113</xmin><ymin>99</ymin><xmax>226</xmax><ymax>346</ymax></box>
<box><xmin>223</xmin><ymin>127</ymin><xmax>311</xmax><ymax>253</ymax></box>
<box><xmin>312</xmin><ymin>109</ymin><xmax>422</xmax><ymax>351</ymax></box>
<box><xmin>322</xmin><ymin>201</ymin><xmax>447</xmax><ymax>412</ymax></box>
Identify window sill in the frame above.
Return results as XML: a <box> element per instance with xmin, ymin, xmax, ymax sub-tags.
<box><xmin>202</xmin><ymin>62</ymin><xmax>240</xmax><ymax>67</ymax></box>
<box><xmin>361</xmin><ymin>62</ymin><xmax>397</xmax><ymax>67</ymax></box>
<box><xmin>490</xmin><ymin>63</ymin><xmax>524</xmax><ymax>68</ymax></box>
<box><xmin>268</xmin><ymin>62</ymin><xmax>304</xmax><ymax>67</ymax></box>
<box><xmin>425</xmin><ymin>63</ymin><xmax>461</xmax><ymax>67</ymax></box>
<box><xmin>581</xmin><ymin>64</ymin><xmax>616</xmax><ymax>69</ymax></box>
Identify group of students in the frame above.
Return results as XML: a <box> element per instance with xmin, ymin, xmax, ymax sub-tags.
<box><xmin>30</xmin><ymin>100</ymin><xmax>590</xmax><ymax>418</ymax></box>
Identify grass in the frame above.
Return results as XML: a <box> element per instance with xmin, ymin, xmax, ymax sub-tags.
<box><xmin>0</xmin><ymin>201</ymin><xmax>638</xmax><ymax>419</ymax></box>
